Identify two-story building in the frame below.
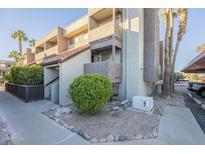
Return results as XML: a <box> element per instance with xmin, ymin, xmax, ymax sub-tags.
<box><xmin>23</xmin><ymin>8</ymin><xmax>162</xmax><ymax>106</ymax></box>
<box><xmin>0</xmin><ymin>60</ymin><xmax>15</xmax><ymax>83</ymax></box>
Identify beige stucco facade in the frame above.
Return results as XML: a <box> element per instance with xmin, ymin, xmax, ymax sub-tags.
<box><xmin>23</xmin><ymin>8</ymin><xmax>161</xmax><ymax>105</ymax></box>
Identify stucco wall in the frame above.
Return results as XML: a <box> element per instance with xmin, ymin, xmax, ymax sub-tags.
<box><xmin>44</xmin><ymin>67</ymin><xmax>59</xmax><ymax>98</ymax></box>
<box><xmin>119</xmin><ymin>8</ymin><xmax>153</xmax><ymax>100</ymax></box>
<box><xmin>59</xmin><ymin>49</ymin><xmax>91</xmax><ymax>105</ymax></box>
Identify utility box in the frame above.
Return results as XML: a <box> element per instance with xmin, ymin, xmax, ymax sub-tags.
<box><xmin>132</xmin><ymin>96</ymin><xmax>153</xmax><ymax>112</ymax></box>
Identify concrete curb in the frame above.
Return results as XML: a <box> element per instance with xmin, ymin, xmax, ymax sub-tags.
<box><xmin>187</xmin><ymin>92</ymin><xmax>205</xmax><ymax>111</ymax></box>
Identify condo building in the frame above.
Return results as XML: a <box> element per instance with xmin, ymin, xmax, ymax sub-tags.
<box><xmin>23</xmin><ymin>8</ymin><xmax>162</xmax><ymax>105</ymax></box>
<box><xmin>0</xmin><ymin>60</ymin><xmax>15</xmax><ymax>83</ymax></box>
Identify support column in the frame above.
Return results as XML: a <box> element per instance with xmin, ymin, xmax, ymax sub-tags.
<box><xmin>112</xmin><ymin>8</ymin><xmax>116</xmax><ymax>62</ymax></box>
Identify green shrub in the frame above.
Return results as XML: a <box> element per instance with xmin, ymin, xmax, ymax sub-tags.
<box><xmin>4</xmin><ymin>65</ymin><xmax>43</xmax><ymax>85</ymax></box>
<box><xmin>68</xmin><ymin>74</ymin><xmax>113</xmax><ymax>114</ymax></box>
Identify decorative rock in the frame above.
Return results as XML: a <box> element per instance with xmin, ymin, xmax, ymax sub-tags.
<box><xmin>90</xmin><ymin>138</ymin><xmax>98</xmax><ymax>143</ymax></box>
<box><xmin>135</xmin><ymin>134</ymin><xmax>142</xmax><ymax>139</ymax></box>
<box><xmin>68</xmin><ymin>125</ymin><xmax>74</xmax><ymax>130</ymax></box>
<box><xmin>123</xmin><ymin>104</ymin><xmax>129</xmax><ymax>108</ymax></box>
<box><xmin>55</xmin><ymin>118</ymin><xmax>60</xmax><ymax>122</ymax></box>
<box><xmin>201</xmin><ymin>104</ymin><xmax>205</xmax><ymax>110</ymax></box>
<box><xmin>63</xmin><ymin>123</ymin><xmax>68</xmax><ymax>128</ymax></box>
<box><xmin>143</xmin><ymin>136</ymin><xmax>148</xmax><ymax>139</ymax></box>
<box><xmin>106</xmin><ymin>134</ymin><xmax>114</xmax><ymax>142</ymax></box>
<box><xmin>152</xmin><ymin>131</ymin><xmax>158</xmax><ymax>137</ymax></box>
<box><xmin>118</xmin><ymin>134</ymin><xmax>127</xmax><ymax>141</ymax></box>
<box><xmin>98</xmin><ymin>138</ymin><xmax>106</xmax><ymax>143</ymax></box>
<box><xmin>147</xmin><ymin>133</ymin><xmax>153</xmax><ymax>138</ymax></box>
<box><xmin>55</xmin><ymin>107</ymin><xmax>71</xmax><ymax>116</ymax></box>
<box><xmin>112</xmin><ymin>106</ymin><xmax>119</xmax><ymax>111</ymax></box>
<box><xmin>120</xmin><ymin>100</ymin><xmax>128</xmax><ymax>105</ymax></box>
<box><xmin>77</xmin><ymin>130</ymin><xmax>91</xmax><ymax>140</ymax></box>
<box><xmin>83</xmin><ymin>133</ymin><xmax>91</xmax><ymax>140</ymax></box>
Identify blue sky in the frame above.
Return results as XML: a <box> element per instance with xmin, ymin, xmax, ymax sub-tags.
<box><xmin>0</xmin><ymin>8</ymin><xmax>87</xmax><ymax>59</ymax></box>
<box><xmin>0</xmin><ymin>8</ymin><xmax>204</xmax><ymax>71</ymax></box>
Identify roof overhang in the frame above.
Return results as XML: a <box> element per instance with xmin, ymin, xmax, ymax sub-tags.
<box><xmin>181</xmin><ymin>52</ymin><xmax>205</xmax><ymax>73</ymax></box>
<box><xmin>42</xmin><ymin>44</ymin><xmax>90</xmax><ymax>66</ymax></box>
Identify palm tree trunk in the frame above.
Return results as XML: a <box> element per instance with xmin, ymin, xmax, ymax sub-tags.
<box><xmin>162</xmin><ymin>10</ymin><xmax>172</xmax><ymax>99</ymax></box>
<box><xmin>171</xmin><ymin>38</ymin><xmax>180</xmax><ymax>95</ymax></box>
<box><xmin>18</xmin><ymin>38</ymin><xmax>22</xmax><ymax>56</ymax></box>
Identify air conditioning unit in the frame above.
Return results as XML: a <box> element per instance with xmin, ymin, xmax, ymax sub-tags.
<box><xmin>132</xmin><ymin>96</ymin><xmax>153</xmax><ymax>112</ymax></box>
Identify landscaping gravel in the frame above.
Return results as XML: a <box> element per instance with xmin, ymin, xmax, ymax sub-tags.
<box><xmin>0</xmin><ymin>117</ymin><xmax>12</xmax><ymax>145</ymax></box>
<box><xmin>43</xmin><ymin>93</ymin><xmax>185</xmax><ymax>143</ymax></box>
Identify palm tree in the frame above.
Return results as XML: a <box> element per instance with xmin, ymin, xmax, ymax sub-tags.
<box><xmin>162</xmin><ymin>8</ymin><xmax>188</xmax><ymax>98</ymax></box>
<box><xmin>196</xmin><ymin>43</ymin><xmax>205</xmax><ymax>52</ymax></box>
<box><xmin>29</xmin><ymin>39</ymin><xmax>36</xmax><ymax>47</ymax></box>
<box><xmin>162</xmin><ymin>8</ymin><xmax>174</xmax><ymax>98</ymax></box>
<box><xmin>8</xmin><ymin>50</ymin><xmax>21</xmax><ymax>62</ymax></box>
<box><xmin>11</xmin><ymin>30</ymin><xmax>28</xmax><ymax>56</ymax></box>
<box><xmin>170</xmin><ymin>8</ymin><xmax>188</xmax><ymax>94</ymax></box>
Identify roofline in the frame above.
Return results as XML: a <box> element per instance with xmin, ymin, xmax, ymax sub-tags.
<box><xmin>0</xmin><ymin>60</ymin><xmax>16</xmax><ymax>63</ymax></box>
<box><xmin>35</xmin><ymin>27</ymin><xmax>64</xmax><ymax>44</ymax></box>
<box><xmin>43</xmin><ymin>45</ymin><xmax>90</xmax><ymax>66</ymax></box>
<box><xmin>63</xmin><ymin>14</ymin><xmax>88</xmax><ymax>29</ymax></box>
<box><xmin>181</xmin><ymin>52</ymin><xmax>205</xmax><ymax>72</ymax></box>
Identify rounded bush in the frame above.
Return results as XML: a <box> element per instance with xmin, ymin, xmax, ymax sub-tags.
<box><xmin>68</xmin><ymin>74</ymin><xmax>113</xmax><ymax>114</ymax></box>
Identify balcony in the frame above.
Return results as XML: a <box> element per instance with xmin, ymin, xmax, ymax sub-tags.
<box><xmin>89</xmin><ymin>22</ymin><xmax>122</xmax><ymax>50</ymax></box>
<box><xmin>84</xmin><ymin>61</ymin><xmax>121</xmax><ymax>83</ymax></box>
<box><xmin>68</xmin><ymin>40</ymin><xmax>89</xmax><ymax>50</ymax></box>
<box><xmin>64</xmin><ymin>15</ymin><xmax>88</xmax><ymax>38</ymax></box>
<box><xmin>35</xmin><ymin>45</ymin><xmax>58</xmax><ymax>62</ymax></box>
<box><xmin>88</xmin><ymin>8</ymin><xmax>104</xmax><ymax>16</ymax></box>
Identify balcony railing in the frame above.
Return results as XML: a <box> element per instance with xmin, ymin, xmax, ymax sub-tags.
<box><xmin>68</xmin><ymin>40</ymin><xmax>89</xmax><ymax>50</ymax></box>
<box><xmin>89</xmin><ymin>22</ymin><xmax>122</xmax><ymax>43</ymax></box>
<box><xmin>84</xmin><ymin>61</ymin><xmax>121</xmax><ymax>83</ymax></box>
<box><xmin>35</xmin><ymin>45</ymin><xmax>58</xmax><ymax>62</ymax></box>
<box><xmin>88</xmin><ymin>8</ymin><xmax>104</xmax><ymax>16</ymax></box>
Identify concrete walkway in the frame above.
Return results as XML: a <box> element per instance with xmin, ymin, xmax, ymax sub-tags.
<box><xmin>0</xmin><ymin>91</ymin><xmax>89</xmax><ymax>145</ymax></box>
<box><xmin>1</xmin><ymin>88</ymin><xmax>205</xmax><ymax>144</ymax></box>
<box><xmin>101</xmin><ymin>106</ymin><xmax>205</xmax><ymax>145</ymax></box>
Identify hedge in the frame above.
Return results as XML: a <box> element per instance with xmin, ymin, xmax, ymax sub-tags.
<box><xmin>4</xmin><ymin>65</ymin><xmax>43</xmax><ymax>85</ymax></box>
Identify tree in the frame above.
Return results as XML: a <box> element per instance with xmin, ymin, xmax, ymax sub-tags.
<box><xmin>29</xmin><ymin>39</ymin><xmax>36</xmax><ymax>47</ymax></box>
<box><xmin>162</xmin><ymin>9</ymin><xmax>175</xmax><ymax>99</ymax></box>
<box><xmin>162</xmin><ymin>8</ymin><xmax>188</xmax><ymax>99</ymax></box>
<box><xmin>184</xmin><ymin>73</ymin><xmax>199</xmax><ymax>81</ymax></box>
<box><xmin>196</xmin><ymin>43</ymin><xmax>205</xmax><ymax>52</ymax></box>
<box><xmin>8</xmin><ymin>50</ymin><xmax>23</xmax><ymax>64</ymax></box>
<box><xmin>175</xmin><ymin>72</ymin><xmax>184</xmax><ymax>81</ymax></box>
<box><xmin>170</xmin><ymin>9</ymin><xmax>188</xmax><ymax>94</ymax></box>
<box><xmin>11</xmin><ymin>30</ymin><xmax>28</xmax><ymax>56</ymax></box>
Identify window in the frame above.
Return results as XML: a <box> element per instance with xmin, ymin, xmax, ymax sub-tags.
<box><xmin>75</xmin><ymin>37</ymin><xmax>79</xmax><ymax>43</ymax></box>
<box><xmin>83</xmin><ymin>33</ymin><xmax>88</xmax><ymax>40</ymax></box>
<box><xmin>0</xmin><ymin>64</ymin><xmax>6</xmax><ymax>67</ymax></box>
<box><xmin>69</xmin><ymin>38</ymin><xmax>74</xmax><ymax>45</ymax></box>
<box><xmin>102</xmin><ymin>53</ymin><xmax>110</xmax><ymax>61</ymax></box>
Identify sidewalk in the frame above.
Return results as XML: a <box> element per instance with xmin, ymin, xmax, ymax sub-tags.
<box><xmin>0</xmin><ymin>91</ymin><xmax>89</xmax><ymax>145</ymax></box>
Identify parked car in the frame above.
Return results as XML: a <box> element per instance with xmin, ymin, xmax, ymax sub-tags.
<box><xmin>187</xmin><ymin>82</ymin><xmax>205</xmax><ymax>97</ymax></box>
<box><xmin>175</xmin><ymin>80</ymin><xmax>189</xmax><ymax>86</ymax></box>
